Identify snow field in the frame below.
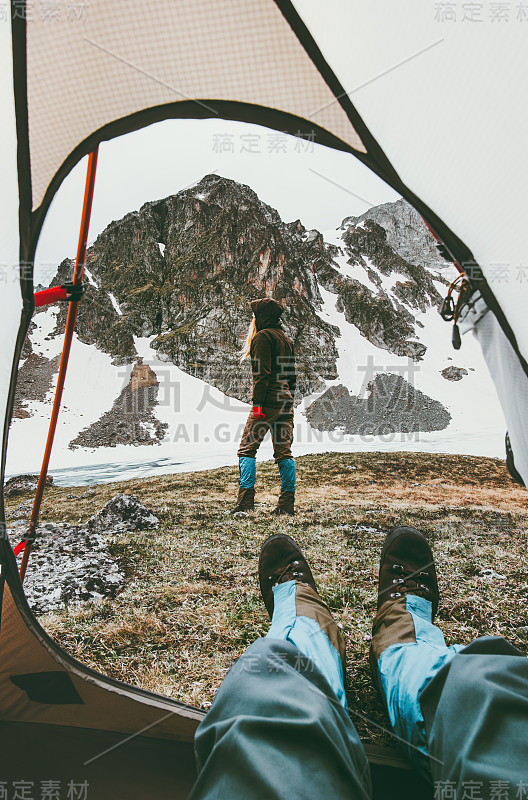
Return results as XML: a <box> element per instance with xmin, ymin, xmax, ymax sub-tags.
<box><xmin>6</xmin><ymin>229</ymin><xmax>508</xmax><ymax>484</ymax></box>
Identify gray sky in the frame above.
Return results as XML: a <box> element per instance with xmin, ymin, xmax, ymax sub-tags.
<box><xmin>34</xmin><ymin>117</ymin><xmax>400</xmax><ymax>284</ymax></box>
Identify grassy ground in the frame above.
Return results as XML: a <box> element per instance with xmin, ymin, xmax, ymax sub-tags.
<box><xmin>7</xmin><ymin>451</ymin><xmax>528</xmax><ymax>749</ymax></box>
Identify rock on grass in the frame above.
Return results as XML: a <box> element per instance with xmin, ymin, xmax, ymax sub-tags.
<box><xmin>13</xmin><ymin>494</ymin><xmax>158</xmax><ymax>615</ymax></box>
<box><xmin>87</xmin><ymin>493</ymin><xmax>159</xmax><ymax>533</ymax></box>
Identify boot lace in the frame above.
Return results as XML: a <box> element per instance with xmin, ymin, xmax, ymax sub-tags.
<box><xmin>269</xmin><ymin>559</ymin><xmax>307</xmax><ymax>587</ymax></box>
<box><xmin>388</xmin><ymin>563</ymin><xmax>432</xmax><ymax>600</ymax></box>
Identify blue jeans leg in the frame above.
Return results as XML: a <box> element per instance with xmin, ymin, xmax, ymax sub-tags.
<box><xmin>266</xmin><ymin>579</ymin><xmax>347</xmax><ymax>710</ymax></box>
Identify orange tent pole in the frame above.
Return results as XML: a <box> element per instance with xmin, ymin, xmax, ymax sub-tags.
<box><xmin>19</xmin><ymin>149</ymin><xmax>99</xmax><ymax>583</ymax></box>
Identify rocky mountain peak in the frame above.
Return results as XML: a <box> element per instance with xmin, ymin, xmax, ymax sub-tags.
<box><xmin>341</xmin><ymin>198</ymin><xmax>445</xmax><ymax>272</ymax></box>
<box><xmin>54</xmin><ymin>173</ymin><xmax>341</xmax><ymax>400</ymax></box>
<box><xmin>14</xmin><ymin>177</ymin><xmax>461</xmax><ymax>451</ymax></box>
<box><xmin>130</xmin><ymin>359</ymin><xmax>158</xmax><ymax>392</ymax></box>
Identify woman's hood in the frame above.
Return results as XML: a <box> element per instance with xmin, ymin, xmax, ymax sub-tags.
<box><xmin>250</xmin><ymin>298</ymin><xmax>284</xmax><ymax>331</ymax></box>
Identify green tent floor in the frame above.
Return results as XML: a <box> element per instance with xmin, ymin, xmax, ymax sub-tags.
<box><xmin>0</xmin><ymin>723</ymin><xmax>432</xmax><ymax>799</ymax></box>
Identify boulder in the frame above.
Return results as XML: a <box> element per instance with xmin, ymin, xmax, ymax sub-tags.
<box><xmin>86</xmin><ymin>493</ymin><xmax>159</xmax><ymax>533</ymax></box>
<box><xmin>11</xmin><ymin>493</ymin><xmax>159</xmax><ymax>615</ymax></box>
<box><xmin>441</xmin><ymin>366</ymin><xmax>469</xmax><ymax>381</ymax></box>
<box><xmin>4</xmin><ymin>474</ymin><xmax>53</xmax><ymax>497</ymax></box>
<box><xmin>306</xmin><ymin>375</ymin><xmax>451</xmax><ymax>436</ymax></box>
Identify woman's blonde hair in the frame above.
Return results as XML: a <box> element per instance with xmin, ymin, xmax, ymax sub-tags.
<box><xmin>240</xmin><ymin>316</ymin><xmax>257</xmax><ymax>362</ymax></box>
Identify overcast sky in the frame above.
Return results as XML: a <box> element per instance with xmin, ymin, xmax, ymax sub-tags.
<box><xmin>34</xmin><ymin>117</ymin><xmax>400</xmax><ymax>285</ymax></box>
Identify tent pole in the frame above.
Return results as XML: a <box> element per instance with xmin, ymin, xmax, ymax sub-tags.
<box><xmin>19</xmin><ymin>149</ymin><xmax>99</xmax><ymax>583</ymax></box>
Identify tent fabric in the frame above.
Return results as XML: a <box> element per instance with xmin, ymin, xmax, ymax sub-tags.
<box><xmin>291</xmin><ymin>1</ymin><xmax>528</xmax><ymax>371</ymax></box>
<box><xmin>13</xmin><ymin>0</ymin><xmax>528</xmax><ymax>391</ymax></box>
<box><xmin>0</xmin><ymin>546</ymin><xmax>203</xmax><ymax>738</ymax></box>
<box><xmin>0</xmin><ymin>17</ymin><xmax>25</xmax><ymax>499</ymax></box>
<box><xmin>467</xmin><ymin>304</ymin><xmax>528</xmax><ymax>488</ymax></box>
<box><xmin>1</xmin><ymin>1</ymin><xmax>528</xmax><ymax>794</ymax></box>
<box><xmin>0</xmin><ymin>722</ymin><xmax>197</xmax><ymax>798</ymax></box>
<box><xmin>0</xmin><ymin>539</ymin><xmax>202</xmax><ymax>794</ymax></box>
<box><xmin>24</xmin><ymin>0</ymin><xmax>365</xmax><ymax>213</ymax></box>
<box><xmin>0</xmin><ymin>582</ymin><xmax>201</xmax><ymax>737</ymax></box>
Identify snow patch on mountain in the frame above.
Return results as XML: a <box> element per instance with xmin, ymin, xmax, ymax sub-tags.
<box><xmin>8</xmin><ymin>313</ymin><xmax>129</xmax><ymax>472</ymax></box>
<box><xmin>84</xmin><ymin>267</ymin><xmax>99</xmax><ymax>288</ymax></box>
<box><xmin>315</xmin><ymin>225</ymin><xmax>504</xmax><ymax>446</ymax></box>
<box><xmin>31</xmin><ymin>308</ymin><xmax>63</xmax><ymax>360</ymax></box>
<box><xmin>108</xmin><ymin>292</ymin><xmax>122</xmax><ymax>315</ymax></box>
<box><xmin>6</xmin><ymin>186</ymin><xmax>508</xmax><ymax>485</ymax></box>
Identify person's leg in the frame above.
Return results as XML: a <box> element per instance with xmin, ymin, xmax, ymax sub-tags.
<box><xmin>372</xmin><ymin>598</ymin><xmax>464</xmax><ymax>772</ymax></box>
<box><xmin>190</xmin><ymin>639</ymin><xmax>372</xmax><ymax>800</ymax></box>
<box><xmin>369</xmin><ymin>527</ymin><xmax>464</xmax><ymax>773</ymax></box>
<box><xmin>232</xmin><ymin>411</ymin><xmax>272</xmax><ymax>513</ymax></box>
<box><xmin>277</xmin><ymin>459</ymin><xmax>295</xmax><ymax>492</ymax></box>
<box><xmin>239</xmin><ymin>456</ymin><xmax>256</xmax><ymax>488</ymax></box>
<box><xmin>269</xmin><ymin>407</ymin><xmax>293</xmax><ymax>463</ymax></box>
<box><xmin>190</xmin><ymin>534</ymin><xmax>372</xmax><ymax>800</ymax></box>
<box><xmin>230</xmin><ymin>456</ymin><xmax>256</xmax><ymax>513</ymax></box>
<box><xmin>420</xmin><ymin>635</ymin><xmax>528</xmax><ymax>794</ymax></box>
<box><xmin>261</xmin><ymin>535</ymin><xmax>346</xmax><ymax>708</ymax></box>
<box><xmin>237</xmin><ymin>407</ymin><xmax>283</xmax><ymax>461</ymax></box>
<box><xmin>370</xmin><ymin>526</ymin><xmax>528</xmax><ymax>792</ymax></box>
<box><xmin>270</xmin><ymin>408</ymin><xmax>295</xmax><ymax>515</ymax></box>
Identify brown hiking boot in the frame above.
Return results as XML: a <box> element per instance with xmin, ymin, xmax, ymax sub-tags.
<box><xmin>258</xmin><ymin>533</ymin><xmax>316</xmax><ymax>617</ymax></box>
<box><xmin>270</xmin><ymin>490</ymin><xmax>295</xmax><ymax>516</ymax></box>
<box><xmin>258</xmin><ymin>533</ymin><xmax>346</xmax><ymax>669</ymax></box>
<box><xmin>229</xmin><ymin>487</ymin><xmax>255</xmax><ymax>514</ymax></box>
<box><xmin>376</xmin><ymin>526</ymin><xmax>439</xmax><ymax>615</ymax></box>
<box><xmin>370</xmin><ymin>526</ymin><xmax>439</xmax><ymax>696</ymax></box>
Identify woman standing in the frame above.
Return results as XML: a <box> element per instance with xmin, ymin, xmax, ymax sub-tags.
<box><xmin>231</xmin><ymin>298</ymin><xmax>297</xmax><ymax>515</ymax></box>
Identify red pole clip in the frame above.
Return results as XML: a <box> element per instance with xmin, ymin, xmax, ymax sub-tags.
<box><xmin>34</xmin><ymin>283</ymin><xmax>85</xmax><ymax>308</ymax></box>
<box><xmin>34</xmin><ymin>285</ymin><xmax>68</xmax><ymax>307</ymax></box>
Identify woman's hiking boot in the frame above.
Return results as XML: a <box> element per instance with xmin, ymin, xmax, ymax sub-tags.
<box><xmin>229</xmin><ymin>487</ymin><xmax>255</xmax><ymax>514</ymax></box>
<box><xmin>271</xmin><ymin>490</ymin><xmax>295</xmax><ymax>516</ymax></box>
